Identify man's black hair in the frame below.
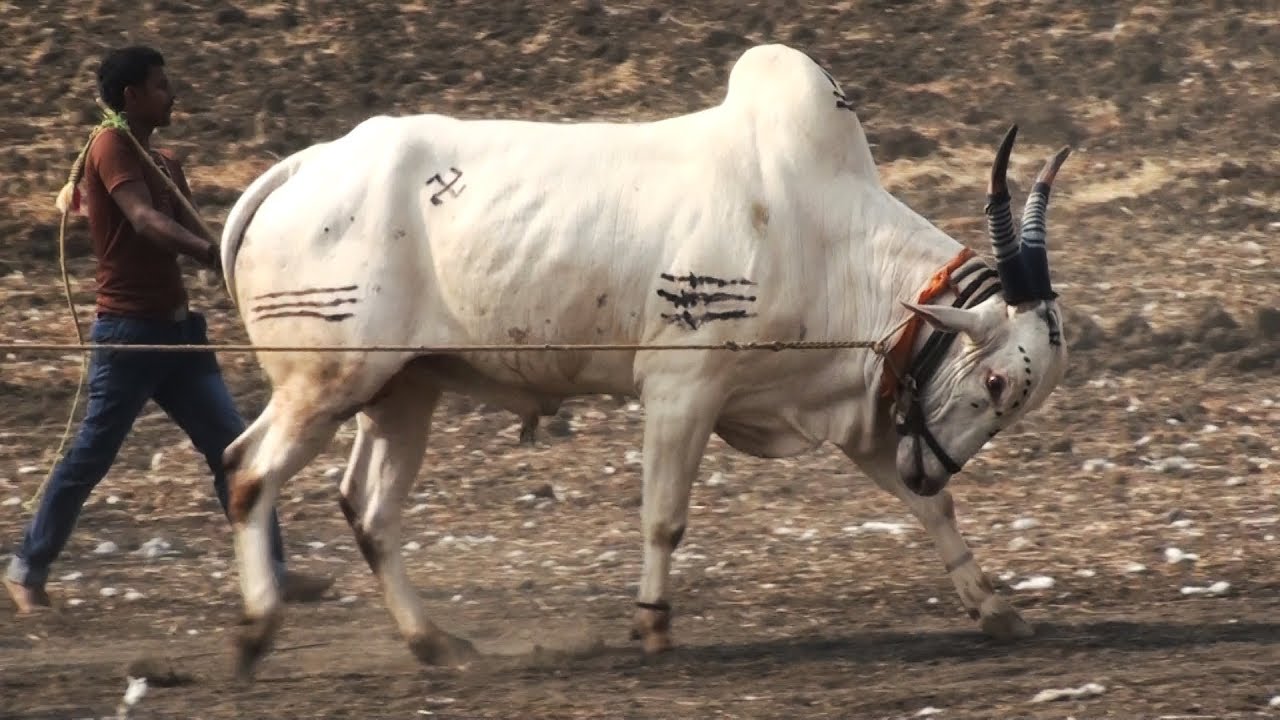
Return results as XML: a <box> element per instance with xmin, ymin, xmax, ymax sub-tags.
<box><xmin>97</xmin><ymin>45</ymin><xmax>165</xmax><ymax>111</ymax></box>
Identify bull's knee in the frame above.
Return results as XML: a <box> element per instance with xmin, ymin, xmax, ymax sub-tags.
<box><xmin>648</xmin><ymin>523</ymin><xmax>686</xmax><ymax>552</ymax></box>
<box><xmin>228</xmin><ymin>474</ymin><xmax>263</xmax><ymax>525</ymax></box>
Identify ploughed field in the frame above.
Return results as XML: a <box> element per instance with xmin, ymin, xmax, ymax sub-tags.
<box><xmin>2</xmin><ymin>1</ymin><xmax>1279</xmax><ymax>718</ymax></box>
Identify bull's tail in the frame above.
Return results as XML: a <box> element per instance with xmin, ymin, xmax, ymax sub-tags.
<box><xmin>220</xmin><ymin>143</ymin><xmax>330</xmax><ymax>305</ymax></box>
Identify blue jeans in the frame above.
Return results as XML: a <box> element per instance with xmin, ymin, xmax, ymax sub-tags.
<box><xmin>6</xmin><ymin>311</ymin><xmax>287</xmax><ymax>588</ymax></box>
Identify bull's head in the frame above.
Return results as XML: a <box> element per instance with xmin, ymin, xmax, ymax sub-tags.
<box><xmin>895</xmin><ymin>125</ymin><xmax>1071</xmax><ymax>496</ymax></box>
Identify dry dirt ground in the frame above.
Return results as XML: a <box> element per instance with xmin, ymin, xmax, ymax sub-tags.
<box><xmin>3</xmin><ymin>1</ymin><xmax>1280</xmax><ymax>718</ymax></box>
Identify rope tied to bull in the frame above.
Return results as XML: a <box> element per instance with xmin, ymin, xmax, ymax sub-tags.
<box><xmin>27</xmin><ymin>101</ymin><xmax>222</xmax><ymax>512</ymax></box>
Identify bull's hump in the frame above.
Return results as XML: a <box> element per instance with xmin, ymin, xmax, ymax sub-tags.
<box><xmin>723</xmin><ymin>44</ymin><xmax>875</xmax><ymax>179</ymax></box>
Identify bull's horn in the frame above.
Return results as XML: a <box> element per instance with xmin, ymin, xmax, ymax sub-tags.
<box><xmin>985</xmin><ymin>125</ymin><xmax>1031</xmax><ymax>304</ymax></box>
<box><xmin>1018</xmin><ymin>145</ymin><xmax>1071</xmax><ymax>300</ymax></box>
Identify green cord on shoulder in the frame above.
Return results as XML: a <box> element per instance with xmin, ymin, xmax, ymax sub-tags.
<box><xmin>98</xmin><ymin>105</ymin><xmax>129</xmax><ymax>132</ymax></box>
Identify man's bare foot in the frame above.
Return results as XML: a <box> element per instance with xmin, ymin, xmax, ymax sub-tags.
<box><xmin>4</xmin><ymin>577</ymin><xmax>52</xmax><ymax>614</ymax></box>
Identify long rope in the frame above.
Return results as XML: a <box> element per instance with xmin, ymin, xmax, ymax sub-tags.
<box><xmin>1</xmin><ymin>337</ymin><xmax>893</xmax><ymax>354</ymax></box>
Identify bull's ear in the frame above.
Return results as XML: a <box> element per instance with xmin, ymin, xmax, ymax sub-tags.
<box><xmin>901</xmin><ymin>302</ymin><xmax>992</xmax><ymax>340</ymax></box>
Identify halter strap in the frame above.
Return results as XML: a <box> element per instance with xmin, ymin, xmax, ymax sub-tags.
<box><xmin>879</xmin><ymin>247</ymin><xmax>977</xmax><ymax>400</ymax></box>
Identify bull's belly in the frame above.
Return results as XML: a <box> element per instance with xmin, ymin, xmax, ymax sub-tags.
<box><xmin>445</xmin><ymin>349</ymin><xmax>638</xmax><ymax>396</ymax></box>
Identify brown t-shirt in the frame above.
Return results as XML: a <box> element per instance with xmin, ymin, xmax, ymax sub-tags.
<box><xmin>83</xmin><ymin>128</ymin><xmax>191</xmax><ymax>319</ymax></box>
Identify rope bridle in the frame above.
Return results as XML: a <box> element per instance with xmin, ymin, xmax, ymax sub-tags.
<box><xmin>879</xmin><ymin>250</ymin><xmax>1005</xmax><ymax>477</ymax></box>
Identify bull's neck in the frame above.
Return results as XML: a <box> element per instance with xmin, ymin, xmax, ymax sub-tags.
<box><xmin>848</xmin><ymin>194</ymin><xmax>969</xmax><ymax>343</ymax></box>
<box><xmin>826</xmin><ymin>189</ymin><xmax>973</xmax><ymax>416</ymax></box>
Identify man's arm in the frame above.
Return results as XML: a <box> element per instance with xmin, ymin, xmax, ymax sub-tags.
<box><xmin>110</xmin><ymin>179</ymin><xmax>218</xmax><ymax>266</ymax></box>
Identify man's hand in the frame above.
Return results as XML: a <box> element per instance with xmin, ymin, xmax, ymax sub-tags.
<box><xmin>203</xmin><ymin>242</ymin><xmax>223</xmax><ymax>278</ymax></box>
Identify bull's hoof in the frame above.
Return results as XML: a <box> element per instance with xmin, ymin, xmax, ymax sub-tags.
<box><xmin>631</xmin><ymin>604</ymin><xmax>674</xmax><ymax>655</ymax></box>
<box><xmin>639</xmin><ymin>630</ymin><xmax>674</xmax><ymax>655</ymax></box>
<box><xmin>409</xmin><ymin>631</ymin><xmax>479</xmax><ymax>668</ymax></box>
<box><xmin>231</xmin><ymin>613</ymin><xmax>281</xmax><ymax>682</ymax></box>
<box><xmin>978</xmin><ymin>596</ymin><xmax>1034</xmax><ymax>642</ymax></box>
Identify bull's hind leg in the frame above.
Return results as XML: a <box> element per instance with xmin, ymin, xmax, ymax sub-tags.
<box><xmin>225</xmin><ymin>396</ymin><xmax>344</xmax><ymax>680</ymax></box>
<box><xmin>860</xmin><ymin>458</ymin><xmax>1032</xmax><ymax>641</ymax></box>
<box><xmin>338</xmin><ymin>368</ymin><xmax>477</xmax><ymax>667</ymax></box>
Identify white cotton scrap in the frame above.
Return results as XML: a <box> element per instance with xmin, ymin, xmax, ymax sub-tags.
<box><xmin>1008</xmin><ymin>536</ymin><xmax>1033</xmax><ymax>551</ymax></box>
<box><xmin>134</xmin><ymin>537</ymin><xmax>171</xmax><ymax>559</ymax></box>
<box><xmin>1164</xmin><ymin>547</ymin><xmax>1199</xmax><ymax>564</ymax></box>
<box><xmin>1180</xmin><ymin>580</ymin><xmax>1230</xmax><ymax>596</ymax></box>
<box><xmin>95</xmin><ymin>541</ymin><xmax>118</xmax><ymax>555</ymax></box>
<box><xmin>845</xmin><ymin>521</ymin><xmax>907</xmax><ymax>535</ymax></box>
<box><xmin>123</xmin><ymin>676</ymin><xmax>148</xmax><ymax>704</ymax></box>
<box><xmin>1123</xmin><ymin>562</ymin><xmax>1147</xmax><ymax>574</ymax></box>
<box><xmin>1013</xmin><ymin>575</ymin><xmax>1055</xmax><ymax>591</ymax></box>
<box><xmin>1030</xmin><ymin>682</ymin><xmax>1105</xmax><ymax>703</ymax></box>
<box><xmin>117</xmin><ymin>675</ymin><xmax>148</xmax><ymax>719</ymax></box>
<box><xmin>1149</xmin><ymin>456</ymin><xmax>1195</xmax><ymax>472</ymax></box>
<box><xmin>2</xmin><ymin>496</ymin><xmax>21</xmax><ymax>506</ymax></box>
<box><xmin>1075</xmin><ymin>569</ymin><xmax>1096</xmax><ymax>578</ymax></box>
<box><xmin>916</xmin><ymin>707</ymin><xmax>944</xmax><ymax>716</ymax></box>
<box><xmin>1011</xmin><ymin>517</ymin><xmax>1039</xmax><ymax>531</ymax></box>
<box><xmin>1269</xmin><ymin>695</ymin><xmax>1280</xmax><ymax>708</ymax></box>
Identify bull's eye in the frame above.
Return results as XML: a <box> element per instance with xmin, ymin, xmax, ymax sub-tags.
<box><xmin>985</xmin><ymin>372</ymin><xmax>1007</xmax><ymax>401</ymax></box>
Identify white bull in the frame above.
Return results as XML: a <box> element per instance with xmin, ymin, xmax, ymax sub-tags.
<box><xmin>218</xmin><ymin>43</ymin><xmax>1071</xmax><ymax>679</ymax></box>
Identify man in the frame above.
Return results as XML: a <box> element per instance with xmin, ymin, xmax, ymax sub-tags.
<box><xmin>4</xmin><ymin>45</ymin><xmax>332</xmax><ymax>613</ymax></box>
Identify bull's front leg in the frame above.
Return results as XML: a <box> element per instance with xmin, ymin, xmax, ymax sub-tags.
<box><xmin>859</xmin><ymin>456</ymin><xmax>1032</xmax><ymax>641</ymax></box>
<box><xmin>630</xmin><ymin>376</ymin><xmax>723</xmax><ymax>654</ymax></box>
<box><xmin>903</xmin><ymin>487</ymin><xmax>1032</xmax><ymax>640</ymax></box>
